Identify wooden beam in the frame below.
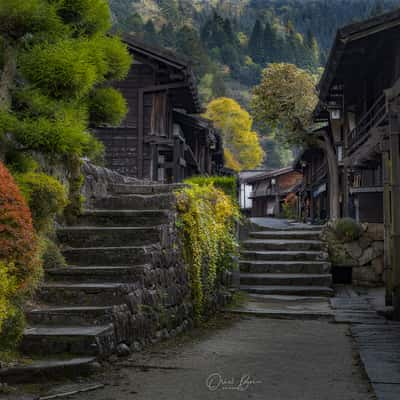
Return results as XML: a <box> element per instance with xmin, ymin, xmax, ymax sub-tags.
<box><xmin>389</xmin><ymin>102</ymin><xmax>400</xmax><ymax>319</ymax></box>
<box><xmin>382</xmin><ymin>142</ymin><xmax>393</xmax><ymax>306</ymax></box>
<box><xmin>138</xmin><ymin>89</ymin><xmax>144</xmax><ymax>179</ymax></box>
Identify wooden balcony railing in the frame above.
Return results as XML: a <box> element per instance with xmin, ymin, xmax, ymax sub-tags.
<box><xmin>348</xmin><ymin>93</ymin><xmax>388</xmax><ymax>153</ymax></box>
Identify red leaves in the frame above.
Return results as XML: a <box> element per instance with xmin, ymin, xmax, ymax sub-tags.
<box><xmin>0</xmin><ymin>161</ymin><xmax>39</xmax><ymax>290</ymax></box>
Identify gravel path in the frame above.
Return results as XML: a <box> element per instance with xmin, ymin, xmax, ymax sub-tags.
<box><xmin>78</xmin><ymin>317</ymin><xmax>375</xmax><ymax>400</ymax></box>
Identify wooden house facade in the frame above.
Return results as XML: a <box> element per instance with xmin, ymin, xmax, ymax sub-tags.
<box><xmin>93</xmin><ymin>36</ymin><xmax>224</xmax><ymax>183</ymax></box>
<box><xmin>294</xmin><ymin>147</ymin><xmax>328</xmax><ymax>223</ymax></box>
<box><xmin>309</xmin><ymin>9</ymin><xmax>400</xmax><ymax>314</ymax></box>
<box><xmin>246</xmin><ymin>167</ymin><xmax>303</xmax><ymax>218</ymax></box>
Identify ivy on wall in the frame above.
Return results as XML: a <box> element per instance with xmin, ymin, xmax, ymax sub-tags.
<box><xmin>176</xmin><ymin>179</ymin><xmax>239</xmax><ymax>321</ymax></box>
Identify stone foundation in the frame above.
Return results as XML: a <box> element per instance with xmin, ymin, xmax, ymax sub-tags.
<box><xmin>323</xmin><ymin>223</ymin><xmax>384</xmax><ymax>287</ymax></box>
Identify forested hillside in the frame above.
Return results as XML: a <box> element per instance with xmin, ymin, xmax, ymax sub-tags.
<box><xmin>109</xmin><ymin>0</ymin><xmax>400</xmax><ymax>168</ymax></box>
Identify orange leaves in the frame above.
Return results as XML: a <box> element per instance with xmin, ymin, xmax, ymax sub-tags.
<box><xmin>0</xmin><ymin>161</ymin><xmax>40</xmax><ymax>292</ymax></box>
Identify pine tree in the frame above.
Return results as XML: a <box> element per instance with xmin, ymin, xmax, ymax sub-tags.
<box><xmin>176</xmin><ymin>25</ymin><xmax>211</xmax><ymax>77</ymax></box>
<box><xmin>159</xmin><ymin>0</ymin><xmax>179</xmax><ymax>26</ymax></box>
<box><xmin>0</xmin><ymin>0</ymin><xmax>131</xmax><ymax>160</ymax></box>
<box><xmin>305</xmin><ymin>30</ymin><xmax>320</xmax><ymax>70</ymax></box>
<box><xmin>125</xmin><ymin>12</ymin><xmax>144</xmax><ymax>33</ymax></box>
<box><xmin>248</xmin><ymin>20</ymin><xmax>264</xmax><ymax>64</ymax></box>
<box><xmin>144</xmin><ymin>20</ymin><xmax>157</xmax><ymax>44</ymax></box>
<box><xmin>159</xmin><ymin>23</ymin><xmax>176</xmax><ymax>47</ymax></box>
<box><xmin>263</xmin><ymin>20</ymin><xmax>277</xmax><ymax>64</ymax></box>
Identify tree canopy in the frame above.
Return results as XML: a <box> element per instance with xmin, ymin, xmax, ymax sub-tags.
<box><xmin>251</xmin><ymin>63</ymin><xmax>319</xmax><ymax>146</ymax></box>
<box><xmin>204</xmin><ymin>97</ymin><xmax>264</xmax><ymax>171</ymax></box>
<box><xmin>0</xmin><ymin>0</ymin><xmax>132</xmax><ymax>162</ymax></box>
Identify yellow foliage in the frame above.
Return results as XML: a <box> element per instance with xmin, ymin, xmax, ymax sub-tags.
<box><xmin>0</xmin><ymin>262</ymin><xmax>18</xmax><ymax>333</ymax></box>
<box><xmin>176</xmin><ymin>182</ymin><xmax>239</xmax><ymax>320</ymax></box>
<box><xmin>204</xmin><ymin>97</ymin><xmax>264</xmax><ymax>171</ymax></box>
<box><xmin>224</xmin><ymin>149</ymin><xmax>241</xmax><ymax>171</ymax></box>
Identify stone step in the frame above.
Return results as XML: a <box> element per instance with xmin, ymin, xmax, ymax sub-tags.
<box><xmin>21</xmin><ymin>325</ymin><xmax>115</xmax><ymax>357</ymax></box>
<box><xmin>27</xmin><ymin>306</ymin><xmax>114</xmax><ymax>327</ymax></box>
<box><xmin>240</xmin><ymin>250</ymin><xmax>327</xmax><ymax>262</ymax></box>
<box><xmin>110</xmin><ymin>183</ymin><xmax>185</xmax><ymax>195</ymax></box>
<box><xmin>239</xmin><ymin>260</ymin><xmax>331</xmax><ymax>274</ymax></box>
<box><xmin>75</xmin><ymin>209</ymin><xmax>170</xmax><ymax>227</ymax></box>
<box><xmin>93</xmin><ymin>193</ymin><xmax>175</xmax><ymax>210</ymax></box>
<box><xmin>62</xmin><ymin>245</ymin><xmax>154</xmax><ymax>266</ymax></box>
<box><xmin>240</xmin><ymin>273</ymin><xmax>332</xmax><ymax>287</ymax></box>
<box><xmin>240</xmin><ymin>285</ymin><xmax>334</xmax><ymax>297</ymax></box>
<box><xmin>251</xmin><ymin>222</ymin><xmax>323</xmax><ymax>232</ymax></box>
<box><xmin>249</xmin><ymin>230</ymin><xmax>321</xmax><ymax>240</ymax></box>
<box><xmin>247</xmin><ymin>294</ymin><xmax>330</xmax><ymax>302</ymax></box>
<box><xmin>0</xmin><ymin>357</ymin><xmax>99</xmax><ymax>384</ymax></box>
<box><xmin>58</xmin><ymin>227</ymin><xmax>161</xmax><ymax>248</ymax></box>
<box><xmin>38</xmin><ymin>283</ymin><xmax>128</xmax><ymax>306</ymax></box>
<box><xmin>243</xmin><ymin>239</ymin><xmax>324</xmax><ymax>252</ymax></box>
<box><xmin>46</xmin><ymin>265</ymin><xmax>149</xmax><ymax>283</ymax></box>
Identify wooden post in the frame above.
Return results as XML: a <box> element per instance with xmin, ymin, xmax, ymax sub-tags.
<box><xmin>382</xmin><ymin>141</ymin><xmax>392</xmax><ymax>305</ymax></box>
<box><xmin>389</xmin><ymin>102</ymin><xmax>400</xmax><ymax>319</ymax></box>
<box><xmin>137</xmin><ymin>89</ymin><xmax>144</xmax><ymax>179</ymax></box>
<box><xmin>342</xmin><ymin>166</ymin><xmax>349</xmax><ymax>218</ymax></box>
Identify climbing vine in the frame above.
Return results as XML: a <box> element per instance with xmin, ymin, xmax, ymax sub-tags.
<box><xmin>176</xmin><ymin>181</ymin><xmax>239</xmax><ymax>320</ymax></box>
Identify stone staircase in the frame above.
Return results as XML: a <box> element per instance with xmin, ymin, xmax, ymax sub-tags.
<box><xmin>240</xmin><ymin>224</ymin><xmax>334</xmax><ymax>298</ymax></box>
<box><xmin>21</xmin><ymin>183</ymin><xmax>181</xmax><ymax>374</ymax></box>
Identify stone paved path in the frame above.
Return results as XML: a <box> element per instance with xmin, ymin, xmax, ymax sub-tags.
<box><xmin>332</xmin><ymin>286</ymin><xmax>400</xmax><ymax>400</ymax></box>
<box><xmin>71</xmin><ymin>317</ymin><xmax>373</xmax><ymax>400</ymax></box>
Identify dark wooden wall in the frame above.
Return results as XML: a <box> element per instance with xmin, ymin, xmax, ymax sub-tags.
<box><xmin>94</xmin><ymin>63</ymin><xmax>156</xmax><ymax>178</ymax></box>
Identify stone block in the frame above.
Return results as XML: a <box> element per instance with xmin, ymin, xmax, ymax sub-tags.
<box><xmin>344</xmin><ymin>242</ymin><xmax>363</xmax><ymax>259</ymax></box>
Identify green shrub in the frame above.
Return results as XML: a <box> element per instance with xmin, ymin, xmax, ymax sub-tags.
<box><xmin>0</xmin><ymin>261</ymin><xmax>18</xmax><ymax>336</ymax></box>
<box><xmin>16</xmin><ymin>172</ymin><xmax>68</xmax><ymax>234</ymax></box>
<box><xmin>42</xmin><ymin>238</ymin><xmax>67</xmax><ymax>270</ymax></box>
<box><xmin>5</xmin><ymin>150</ymin><xmax>39</xmax><ymax>174</ymax></box>
<box><xmin>333</xmin><ymin>218</ymin><xmax>362</xmax><ymax>243</ymax></box>
<box><xmin>89</xmin><ymin>87</ymin><xmax>128</xmax><ymax>126</ymax></box>
<box><xmin>184</xmin><ymin>175</ymin><xmax>238</xmax><ymax>203</ymax></box>
<box><xmin>0</xmin><ymin>304</ymin><xmax>26</xmax><ymax>353</ymax></box>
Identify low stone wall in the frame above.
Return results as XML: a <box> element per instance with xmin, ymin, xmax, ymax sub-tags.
<box><xmin>323</xmin><ymin>223</ymin><xmax>384</xmax><ymax>287</ymax></box>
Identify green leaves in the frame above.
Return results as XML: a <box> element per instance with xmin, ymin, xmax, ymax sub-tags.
<box><xmin>93</xmin><ymin>36</ymin><xmax>132</xmax><ymax>81</ymax></box>
<box><xmin>57</xmin><ymin>0</ymin><xmax>111</xmax><ymax>35</ymax></box>
<box><xmin>1</xmin><ymin>0</ymin><xmax>131</xmax><ymax>162</ymax></box>
<box><xmin>251</xmin><ymin>63</ymin><xmax>318</xmax><ymax>146</ymax></box>
<box><xmin>19</xmin><ymin>39</ymin><xmax>98</xmax><ymax>98</ymax></box>
<box><xmin>89</xmin><ymin>87</ymin><xmax>128</xmax><ymax>126</ymax></box>
<box><xmin>0</xmin><ymin>0</ymin><xmax>63</xmax><ymax>40</ymax></box>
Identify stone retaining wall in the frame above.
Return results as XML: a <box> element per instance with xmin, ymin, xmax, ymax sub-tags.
<box><xmin>323</xmin><ymin>223</ymin><xmax>384</xmax><ymax>287</ymax></box>
<box><xmin>80</xmin><ymin>161</ymin><xmax>232</xmax><ymax>351</ymax></box>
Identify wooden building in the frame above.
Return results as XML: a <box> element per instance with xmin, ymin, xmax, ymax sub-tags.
<box><xmin>239</xmin><ymin>170</ymin><xmax>269</xmax><ymax>215</ymax></box>
<box><xmin>313</xmin><ymin>9</ymin><xmax>400</xmax><ymax>313</ymax></box>
<box><xmin>294</xmin><ymin>147</ymin><xmax>328</xmax><ymax>223</ymax></box>
<box><xmin>94</xmin><ymin>36</ymin><xmax>224</xmax><ymax>182</ymax></box>
<box><xmin>245</xmin><ymin>167</ymin><xmax>303</xmax><ymax>217</ymax></box>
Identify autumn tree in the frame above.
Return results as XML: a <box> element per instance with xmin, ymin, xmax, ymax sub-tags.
<box><xmin>204</xmin><ymin>97</ymin><xmax>264</xmax><ymax>172</ymax></box>
<box><xmin>0</xmin><ymin>0</ymin><xmax>132</xmax><ymax>162</ymax></box>
<box><xmin>251</xmin><ymin>63</ymin><xmax>340</xmax><ymax>219</ymax></box>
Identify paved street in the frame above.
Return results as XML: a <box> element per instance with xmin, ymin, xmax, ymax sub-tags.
<box><xmin>75</xmin><ymin>317</ymin><xmax>374</xmax><ymax>400</ymax></box>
